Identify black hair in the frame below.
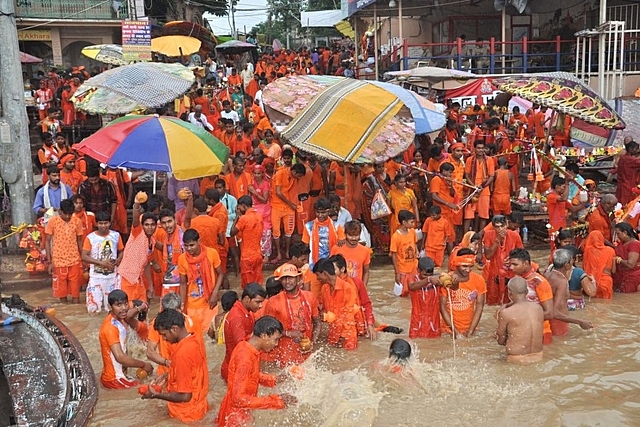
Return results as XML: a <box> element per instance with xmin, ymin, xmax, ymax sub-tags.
<box><xmin>214</xmin><ymin>178</ymin><xmax>226</xmax><ymax>187</ymax></box>
<box><xmin>158</xmin><ymin>208</ymin><xmax>175</xmax><ymax>220</ymax></box>
<box><xmin>220</xmin><ymin>291</ymin><xmax>239</xmax><ymax>312</ymax></box>
<box><xmin>428</xmin><ymin>205</ymin><xmax>441</xmax><ymax>215</ymax></box>
<box><xmin>237</xmin><ymin>195</ymin><xmax>253</xmax><ymax>207</ymax></box>
<box><xmin>265</xmin><ymin>277</ymin><xmax>283</xmax><ymax>298</ymax></box>
<box><xmin>108</xmin><ymin>289</ymin><xmax>128</xmax><ymax>305</ymax></box>
<box><xmin>615</xmin><ymin>222</ymin><xmax>639</xmax><ymax>240</ymax></box>
<box><xmin>183</xmin><ymin>228</ymin><xmax>200</xmax><ymax>243</ymax></box>
<box><xmin>86</xmin><ymin>166</ymin><xmax>100</xmax><ymax>178</ymax></box>
<box><xmin>344</xmin><ymin>220</ymin><xmax>362</xmax><ymax>235</ymax></box>
<box><xmin>289</xmin><ymin>242</ymin><xmax>311</xmax><ymax>258</ymax></box>
<box><xmin>291</xmin><ymin>163</ymin><xmax>306</xmax><ymax>175</ymax></box>
<box><xmin>59</xmin><ymin>199</ymin><xmax>74</xmax><ymax>214</ymax></box>
<box><xmin>47</xmin><ymin>165</ymin><xmax>60</xmax><ymax>175</ymax></box>
<box><xmin>457</xmin><ymin>248</ymin><xmax>475</xmax><ymax>256</ymax></box>
<box><xmin>564</xmin><ymin>163</ymin><xmax>580</xmax><ymax>174</ymax></box>
<box><xmin>205</xmin><ymin>188</ymin><xmax>220</xmax><ymax>203</ymax></box>
<box><xmin>313</xmin><ymin>197</ymin><xmax>331</xmax><ymax>211</ymax></box>
<box><xmin>389</xmin><ymin>338</ymin><xmax>412</xmax><ymax>363</ymax></box>
<box><xmin>253</xmin><ymin>315</ymin><xmax>284</xmax><ymax>337</ymax></box>
<box><xmin>313</xmin><ymin>258</ymin><xmax>335</xmax><ymax>275</ymax></box>
<box><xmin>282</xmin><ymin>148</ymin><xmax>294</xmax><ymax>158</ymax></box>
<box><xmin>509</xmin><ymin>248</ymin><xmax>531</xmax><ymax>263</ymax></box>
<box><xmin>329</xmin><ymin>254</ymin><xmax>347</xmax><ymax>271</ymax></box>
<box><xmin>194</xmin><ymin>198</ymin><xmax>209</xmax><ymax>212</ymax></box>
<box><xmin>95</xmin><ymin>211</ymin><xmax>111</xmax><ymax>222</ymax></box>
<box><xmin>491</xmin><ymin>214</ymin><xmax>507</xmax><ymax>226</ymax></box>
<box><xmin>508</xmin><ymin>212</ymin><xmax>524</xmax><ymax>225</ymax></box>
<box><xmin>439</xmin><ymin>162</ymin><xmax>454</xmax><ymax>173</ymax></box>
<box><xmin>398</xmin><ymin>209</ymin><xmax>416</xmax><ymax>223</ymax></box>
<box><xmin>141</xmin><ymin>212</ymin><xmax>157</xmax><ymax>224</ymax></box>
<box><xmin>242</xmin><ymin>282</ymin><xmax>267</xmax><ymax>299</ymax></box>
<box><xmin>551</xmin><ymin>176</ymin><xmax>566</xmax><ymax>189</ymax></box>
<box><xmin>154</xmin><ymin>308</ymin><xmax>185</xmax><ymax>330</ymax></box>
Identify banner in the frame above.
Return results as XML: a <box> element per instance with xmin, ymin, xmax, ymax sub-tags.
<box><xmin>444</xmin><ymin>78</ymin><xmax>502</xmax><ymax>108</ymax></box>
<box><xmin>122</xmin><ymin>20</ymin><xmax>151</xmax><ymax>62</ymax></box>
<box><xmin>18</xmin><ymin>29</ymin><xmax>51</xmax><ymax>41</ymax></box>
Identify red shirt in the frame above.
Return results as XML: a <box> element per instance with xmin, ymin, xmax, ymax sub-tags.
<box><xmin>221</xmin><ymin>301</ymin><xmax>255</xmax><ymax>381</ymax></box>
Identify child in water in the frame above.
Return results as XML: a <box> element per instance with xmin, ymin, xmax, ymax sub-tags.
<box><xmin>208</xmin><ymin>291</ymin><xmax>239</xmax><ymax>344</ymax></box>
<box><xmin>389</xmin><ymin>338</ymin><xmax>412</xmax><ymax>366</ymax></box>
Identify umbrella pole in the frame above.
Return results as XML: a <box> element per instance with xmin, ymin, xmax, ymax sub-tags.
<box><xmin>153</xmin><ymin>171</ymin><xmax>157</xmax><ymax>194</ymax></box>
<box><xmin>545</xmin><ymin>110</ymin><xmax>556</xmax><ymax>146</ymax></box>
<box><xmin>343</xmin><ymin>163</ymin><xmax>349</xmax><ymax>214</ymax></box>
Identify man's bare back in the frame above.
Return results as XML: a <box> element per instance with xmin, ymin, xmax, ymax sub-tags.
<box><xmin>498</xmin><ymin>301</ymin><xmax>543</xmax><ymax>355</ymax></box>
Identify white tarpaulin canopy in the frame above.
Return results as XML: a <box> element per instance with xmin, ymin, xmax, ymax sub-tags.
<box><xmin>300</xmin><ymin>10</ymin><xmax>343</xmax><ymax>28</ymax></box>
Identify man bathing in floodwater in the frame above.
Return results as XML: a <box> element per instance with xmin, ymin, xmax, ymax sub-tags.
<box><xmin>495</xmin><ymin>277</ymin><xmax>544</xmax><ymax>364</ymax></box>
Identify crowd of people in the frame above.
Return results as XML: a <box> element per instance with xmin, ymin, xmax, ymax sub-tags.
<box><xmin>22</xmin><ymin>57</ymin><xmax>640</xmax><ymax>424</ymax></box>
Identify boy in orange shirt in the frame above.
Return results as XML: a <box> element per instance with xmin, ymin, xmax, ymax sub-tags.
<box><xmin>116</xmin><ymin>200</ymin><xmax>157</xmax><ymax>302</ymax></box>
<box><xmin>389</xmin><ymin>210</ymin><xmax>419</xmax><ymax>297</ymax></box>
<box><xmin>271</xmin><ymin>163</ymin><xmax>306</xmax><ymax>262</ymax></box>
<box><xmin>45</xmin><ymin>199</ymin><xmax>84</xmax><ymax>303</ymax></box>
<box><xmin>178</xmin><ymin>229</ymin><xmax>224</xmax><ymax>332</ymax></box>
<box><xmin>314</xmin><ymin>258</ymin><xmax>360</xmax><ymax>350</ymax></box>
<box><xmin>421</xmin><ymin>205</ymin><xmax>454</xmax><ymax>268</ymax></box>
<box><xmin>440</xmin><ymin>249</ymin><xmax>486</xmax><ymax>337</ymax></box>
<box><xmin>231</xmin><ymin>195</ymin><xmax>264</xmax><ymax>287</ymax></box>
<box><xmin>141</xmin><ymin>308</ymin><xmax>209</xmax><ymax>423</ymax></box>
<box><xmin>330</xmin><ymin>220</ymin><xmax>371</xmax><ymax>285</ymax></box>
<box><xmin>491</xmin><ymin>157</ymin><xmax>516</xmax><ymax>215</ymax></box>
<box><xmin>99</xmin><ymin>289</ymin><xmax>152</xmax><ymax>389</ymax></box>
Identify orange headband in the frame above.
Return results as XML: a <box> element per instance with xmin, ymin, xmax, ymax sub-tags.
<box><xmin>452</xmin><ymin>254</ymin><xmax>476</xmax><ymax>268</ymax></box>
<box><xmin>450</xmin><ymin>143</ymin><xmax>465</xmax><ymax>151</ymax></box>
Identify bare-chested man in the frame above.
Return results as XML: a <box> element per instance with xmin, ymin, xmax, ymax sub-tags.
<box><xmin>495</xmin><ymin>277</ymin><xmax>543</xmax><ymax>364</ymax></box>
<box><xmin>543</xmin><ymin>249</ymin><xmax>594</xmax><ymax>337</ymax></box>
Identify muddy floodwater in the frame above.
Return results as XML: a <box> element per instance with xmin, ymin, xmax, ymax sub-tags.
<box><xmin>8</xmin><ymin>248</ymin><xmax>640</xmax><ymax>427</ymax></box>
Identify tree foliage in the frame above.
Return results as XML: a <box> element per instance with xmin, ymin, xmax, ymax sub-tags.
<box><xmin>148</xmin><ymin>0</ymin><xmax>231</xmax><ymax>22</ymax></box>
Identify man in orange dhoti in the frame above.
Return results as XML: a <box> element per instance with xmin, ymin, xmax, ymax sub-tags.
<box><xmin>491</xmin><ymin>157</ymin><xmax>516</xmax><ymax>215</ymax></box>
<box><xmin>142</xmin><ymin>309</ymin><xmax>208</xmax><ymax>422</ymax></box>
<box><xmin>314</xmin><ymin>258</ymin><xmax>360</xmax><ymax>350</ymax></box>
<box><xmin>221</xmin><ymin>283</ymin><xmax>267</xmax><ymax>381</ymax></box>
<box><xmin>439</xmin><ymin>249</ymin><xmax>486</xmax><ymax>337</ymax></box>
<box><xmin>177</xmin><ymin>229</ymin><xmax>224</xmax><ymax>332</ymax></box>
<box><xmin>216</xmin><ymin>316</ymin><xmax>297</xmax><ymax>427</ymax></box>
<box><xmin>142</xmin><ymin>308</ymin><xmax>208</xmax><ymax>422</ymax></box>
<box><xmin>146</xmin><ymin>293</ymin><xmax>202</xmax><ymax>376</ymax></box>
<box><xmin>116</xmin><ymin>202</ymin><xmax>157</xmax><ymax>302</ymax></box>
<box><xmin>263</xmin><ymin>264</ymin><xmax>320</xmax><ymax>366</ymax></box>
<box><xmin>482</xmin><ymin>215</ymin><xmax>523</xmax><ymax>305</ymax></box>
<box><xmin>231</xmin><ymin>196</ymin><xmax>265</xmax><ymax>287</ymax></box>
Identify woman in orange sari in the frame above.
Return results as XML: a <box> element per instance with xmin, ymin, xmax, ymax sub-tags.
<box><xmin>582</xmin><ymin>230</ymin><xmax>616</xmax><ymax>299</ymax></box>
<box><xmin>387</xmin><ymin>174</ymin><xmax>419</xmax><ymax>236</ymax></box>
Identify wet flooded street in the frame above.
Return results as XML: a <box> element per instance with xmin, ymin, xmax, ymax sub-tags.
<box><xmin>9</xmin><ymin>248</ymin><xmax>640</xmax><ymax>427</ymax></box>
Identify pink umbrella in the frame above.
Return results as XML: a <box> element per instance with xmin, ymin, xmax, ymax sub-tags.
<box><xmin>20</xmin><ymin>51</ymin><xmax>43</xmax><ymax>64</ymax></box>
<box><xmin>272</xmin><ymin>39</ymin><xmax>283</xmax><ymax>52</ymax></box>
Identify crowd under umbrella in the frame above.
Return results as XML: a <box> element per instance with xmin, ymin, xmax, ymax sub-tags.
<box><xmin>75</xmin><ymin>115</ymin><xmax>230</xmax><ymax>192</ymax></box>
<box><xmin>263</xmin><ymin>74</ymin><xmax>447</xmax><ymax>203</ymax></box>
<box><xmin>71</xmin><ymin>62</ymin><xmax>195</xmax><ymax>115</ymax></box>
<box><xmin>81</xmin><ymin>44</ymin><xmax>128</xmax><ymax>66</ymax></box>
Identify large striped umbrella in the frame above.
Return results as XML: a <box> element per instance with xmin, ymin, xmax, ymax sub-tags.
<box><xmin>75</xmin><ymin>115</ymin><xmax>229</xmax><ymax>179</ymax></box>
<box><xmin>263</xmin><ymin>75</ymin><xmax>446</xmax><ymax>163</ymax></box>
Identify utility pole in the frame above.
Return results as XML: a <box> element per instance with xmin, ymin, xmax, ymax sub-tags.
<box><xmin>230</xmin><ymin>0</ymin><xmax>237</xmax><ymax>39</ymax></box>
<box><xmin>0</xmin><ymin>0</ymin><xmax>36</xmax><ymax>231</ymax></box>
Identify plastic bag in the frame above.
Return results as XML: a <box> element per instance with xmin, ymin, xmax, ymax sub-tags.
<box><xmin>393</xmin><ymin>282</ymin><xmax>403</xmax><ymax>297</ymax></box>
<box><xmin>370</xmin><ymin>190</ymin><xmax>392</xmax><ymax>220</ymax></box>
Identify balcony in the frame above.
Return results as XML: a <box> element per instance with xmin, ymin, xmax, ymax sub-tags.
<box><xmin>15</xmin><ymin>0</ymin><xmax>128</xmax><ymax>20</ymax></box>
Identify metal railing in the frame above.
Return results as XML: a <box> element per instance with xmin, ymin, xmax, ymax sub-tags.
<box><xmin>15</xmin><ymin>0</ymin><xmax>128</xmax><ymax>20</ymax></box>
<box><xmin>400</xmin><ymin>37</ymin><xmax>581</xmax><ymax>75</ymax></box>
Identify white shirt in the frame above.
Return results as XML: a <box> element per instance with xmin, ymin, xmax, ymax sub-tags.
<box><xmin>221</xmin><ymin>110</ymin><xmax>240</xmax><ymax>124</ymax></box>
<box><xmin>255</xmin><ymin>90</ymin><xmax>263</xmax><ymax>110</ymax></box>
<box><xmin>188</xmin><ymin>112</ymin><xmax>213</xmax><ymax>131</ymax></box>
<box><xmin>241</xmin><ymin>68</ymin><xmax>254</xmax><ymax>87</ymax></box>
